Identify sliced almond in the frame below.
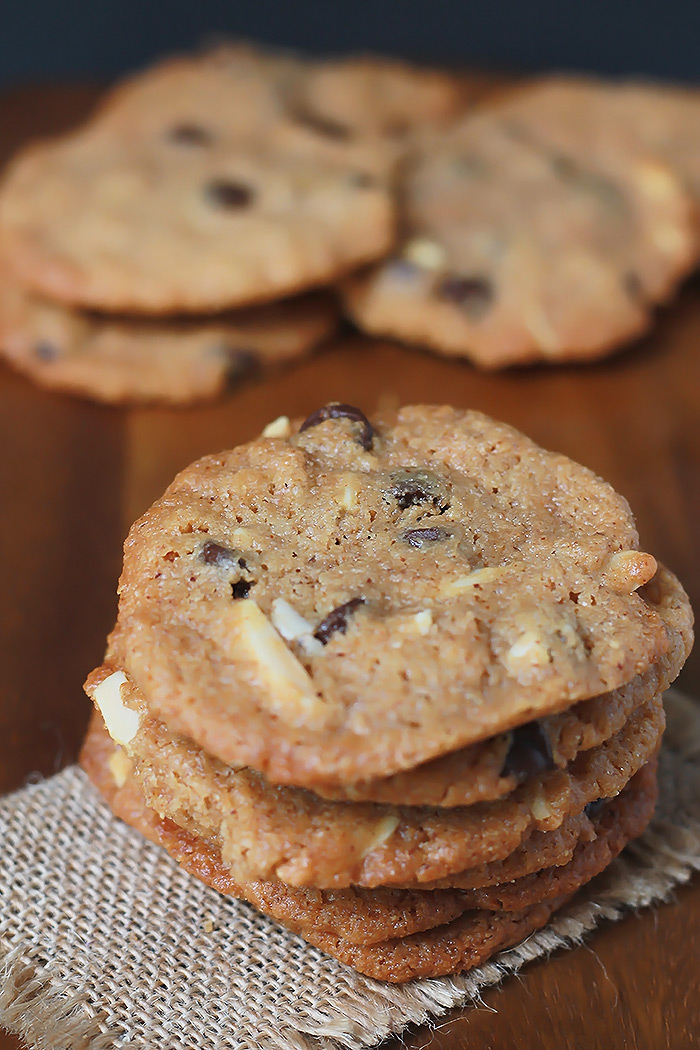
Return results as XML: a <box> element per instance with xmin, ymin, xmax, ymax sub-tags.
<box><xmin>440</xmin><ymin>566</ymin><xmax>505</xmax><ymax>596</ymax></box>
<box><xmin>92</xmin><ymin>670</ymin><xmax>140</xmax><ymax>747</ymax></box>
<box><xmin>229</xmin><ymin>600</ymin><xmax>326</xmax><ymax>723</ymax></box>
<box><xmin>270</xmin><ymin>598</ymin><xmax>324</xmax><ymax>655</ymax></box>
<box><xmin>361</xmin><ymin>815</ymin><xmax>400</xmax><ymax>858</ymax></box>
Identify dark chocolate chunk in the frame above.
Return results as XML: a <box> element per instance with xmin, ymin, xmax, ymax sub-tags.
<box><xmin>231</xmin><ymin>579</ymin><xmax>253</xmax><ymax>599</ymax></box>
<box><xmin>501</xmin><ymin>721</ymin><xmax>555</xmax><ymax>781</ymax></box>
<box><xmin>584</xmin><ymin>797</ymin><xmax>609</xmax><ymax>819</ymax></box>
<box><xmin>222</xmin><ymin>347</ymin><xmax>261</xmax><ymax>383</ymax></box>
<box><xmin>299</xmin><ymin>403</ymin><xmax>374</xmax><ymax>451</ymax></box>
<box><xmin>169</xmin><ymin>123</ymin><xmax>212</xmax><ymax>146</ymax></box>
<box><xmin>205</xmin><ymin>179</ymin><xmax>254</xmax><ymax>209</ymax></box>
<box><xmin>34</xmin><ymin>341</ymin><xmax>59</xmax><ymax>361</ymax></box>
<box><xmin>388</xmin><ymin>470</ymin><xmax>450</xmax><ymax>512</ymax></box>
<box><xmin>437</xmin><ymin>275</ymin><xmax>493</xmax><ymax>320</ymax></box>
<box><xmin>201</xmin><ymin>541</ymin><xmax>253</xmax><ymax>598</ymax></box>
<box><xmin>314</xmin><ymin>597</ymin><xmax>365</xmax><ymax>645</ymax></box>
<box><xmin>201</xmin><ymin>541</ymin><xmax>241</xmax><ymax>567</ymax></box>
<box><xmin>403</xmin><ymin>526</ymin><xmax>451</xmax><ymax>548</ymax></box>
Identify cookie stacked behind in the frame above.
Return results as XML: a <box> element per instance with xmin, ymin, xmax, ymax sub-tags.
<box><xmin>81</xmin><ymin>404</ymin><xmax>693</xmax><ymax>981</ymax></box>
<box><xmin>0</xmin><ymin>46</ymin><xmax>467</xmax><ymax>404</ymax></box>
<box><xmin>344</xmin><ymin>78</ymin><xmax>700</xmax><ymax>367</ymax></box>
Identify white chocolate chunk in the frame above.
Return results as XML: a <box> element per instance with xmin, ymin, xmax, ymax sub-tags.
<box><xmin>231</xmin><ymin>600</ymin><xmax>325</xmax><ymax>721</ymax></box>
<box><xmin>262</xmin><ymin>415</ymin><xmax>291</xmax><ymax>439</ymax></box>
<box><xmin>602</xmin><ymin>550</ymin><xmax>657</xmax><ymax>593</ymax></box>
<box><xmin>393</xmin><ymin>609</ymin><xmax>434</xmax><ymax>640</ymax></box>
<box><xmin>93</xmin><ymin>671</ymin><xmax>140</xmax><ymax>747</ymax></box>
<box><xmin>505</xmin><ymin>631</ymin><xmax>550</xmax><ymax>673</ymax></box>
<box><xmin>634</xmin><ymin>160</ymin><xmax>680</xmax><ymax>201</ymax></box>
<box><xmin>412</xmin><ymin>609</ymin><xmax>433</xmax><ymax>635</ymax></box>
<box><xmin>403</xmin><ymin>237</ymin><xmax>446</xmax><ymax>271</ymax></box>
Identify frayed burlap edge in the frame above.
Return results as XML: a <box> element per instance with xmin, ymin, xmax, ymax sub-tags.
<box><xmin>1</xmin><ymin>688</ymin><xmax>699</xmax><ymax>1050</ymax></box>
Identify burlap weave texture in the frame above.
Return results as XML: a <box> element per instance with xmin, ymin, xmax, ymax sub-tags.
<box><xmin>2</xmin><ymin>688</ymin><xmax>700</xmax><ymax>1050</ymax></box>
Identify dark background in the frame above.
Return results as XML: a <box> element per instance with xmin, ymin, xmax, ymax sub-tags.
<box><xmin>2</xmin><ymin>0</ymin><xmax>700</xmax><ymax>86</ymax></box>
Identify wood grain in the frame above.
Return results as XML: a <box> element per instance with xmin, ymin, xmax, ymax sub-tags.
<box><xmin>0</xmin><ymin>84</ymin><xmax>698</xmax><ymax>1050</ymax></box>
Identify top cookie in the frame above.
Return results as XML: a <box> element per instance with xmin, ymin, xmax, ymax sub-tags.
<box><xmin>344</xmin><ymin>85</ymin><xmax>698</xmax><ymax>367</ymax></box>
<box><xmin>0</xmin><ymin>123</ymin><xmax>393</xmax><ymax>314</ymax></box>
<box><xmin>96</xmin><ymin>404</ymin><xmax>691</xmax><ymax>787</ymax></box>
<box><xmin>0</xmin><ymin>46</ymin><xmax>466</xmax><ymax>314</ymax></box>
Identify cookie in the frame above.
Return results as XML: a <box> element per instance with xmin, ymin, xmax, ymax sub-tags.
<box><xmin>462</xmin><ymin>758</ymin><xmax>657</xmax><ymax>911</ymax></box>
<box><xmin>309</xmin><ymin>648</ymin><xmax>677</xmax><ymax>807</ymax></box>
<box><xmin>0</xmin><ymin>45</ymin><xmax>467</xmax><ymax>315</ymax></box>
<box><xmin>79</xmin><ymin>721</ymin><xmax>575</xmax><ymax>983</ymax></box>
<box><xmin>343</xmin><ymin>103</ymin><xmax>698</xmax><ymax>366</ymax></box>
<box><xmin>81</xmin><ymin>712</ymin><xmax>655</xmax><ymax>948</ymax></box>
<box><xmin>0</xmin><ymin>122</ymin><xmax>394</xmax><ymax>314</ymax></box>
<box><xmin>90</xmin><ymin>405</ymin><xmax>691</xmax><ymax>789</ymax></box>
<box><xmin>0</xmin><ymin>278</ymin><xmax>337</xmax><ymax>404</ymax></box>
<box><xmin>304</xmin><ymin>897</ymin><xmax>573</xmax><ymax>982</ymax></box>
<box><xmin>86</xmin><ymin>676</ymin><xmax>664</xmax><ymax>888</ymax></box>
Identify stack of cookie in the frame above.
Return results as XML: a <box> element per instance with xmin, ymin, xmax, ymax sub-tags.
<box><xmin>0</xmin><ymin>45</ymin><xmax>465</xmax><ymax>403</ymax></box>
<box><xmin>81</xmin><ymin>404</ymin><xmax>693</xmax><ymax>982</ymax></box>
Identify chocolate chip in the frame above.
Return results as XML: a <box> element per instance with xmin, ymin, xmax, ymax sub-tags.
<box><xmin>348</xmin><ymin>171</ymin><xmax>377</xmax><ymax>189</ymax></box>
<box><xmin>501</xmin><ymin>721</ymin><xmax>555</xmax><ymax>781</ymax></box>
<box><xmin>437</xmin><ymin>275</ymin><xmax>493</xmax><ymax>320</ymax></box>
<box><xmin>584</xmin><ymin>797</ymin><xmax>609</xmax><ymax>819</ymax></box>
<box><xmin>169</xmin><ymin>123</ymin><xmax>212</xmax><ymax>146</ymax></box>
<box><xmin>231</xmin><ymin>579</ymin><xmax>253</xmax><ymax>599</ymax></box>
<box><xmin>388</xmin><ymin>470</ymin><xmax>450</xmax><ymax>512</ymax></box>
<box><xmin>299</xmin><ymin>403</ymin><xmax>374</xmax><ymax>451</ymax></box>
<box><xmin>402</xmin><ymin>526</ymin><xmax>451</xmax><ymax>548</ymax></box>
<box><xmin>201</xmin><ymin>541</ymin><xmax>242</xmax><ymax>568</ymax></box>
<box><xmin>200</xmin><ymin>541</ymin><xmax>254</xmax><ymax>598</ymax></box>
<box><xmin>623</xmin><ymin>272</ymin><xmax>644</xmax><ymax>301</ymax></box>
<box><xmin>205</xmin><ymin>179</ymin><xmax>254</xmax><ymax>209</ymax></box>
<box><xmin>386</xmin><ymin>259</ymin><xmax>423</xmax><ymax>282</ymax></box>
<box><xmin>293</xmin><ymin>108</ymin><xmax>352</xmax><ymax>140</ymax></box>
<box><xmin>314</xmin><ymin>597</ymin><xmax>365</xmax><ymax>645</ymax></box>
<box><xmin>34</xmin><ymin>341</ymin><xmax>59</xmax><ymax>361</ymax></box>
<box><xmin>222</xmin><ymin>347</ymin><xmax>261</xmax><ymax>383</ymax></box>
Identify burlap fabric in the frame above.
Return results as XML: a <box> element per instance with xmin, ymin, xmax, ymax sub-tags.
<box><xmin>1</xmin><ymin>688</ymin><xmax>700</xmax><ymax>1050</ymax></box>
